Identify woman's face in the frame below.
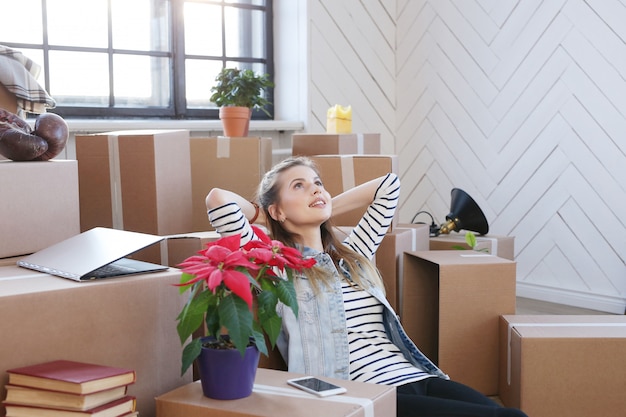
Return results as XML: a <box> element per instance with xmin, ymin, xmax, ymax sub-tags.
<box><xmin>271</xmin><ymin>165</ymin><xmax>332</xmax><ymax>227</ymax></box>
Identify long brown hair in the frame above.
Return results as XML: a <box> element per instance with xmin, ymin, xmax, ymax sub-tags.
<box><xmin>255</xmin><ymin>156</ymin><xmax>384</xmax><ymax>292</ymax></box>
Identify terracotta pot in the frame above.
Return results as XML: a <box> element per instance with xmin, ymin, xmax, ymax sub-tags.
<box><xmin>197</xmin><ymin>336</ymin><xmax>260</xmax><ymax>400</ymax></box>
<box><xmin>219</xmin><ymin>106</ymin><xmax>252</xmax><ymax>137</ymax></box>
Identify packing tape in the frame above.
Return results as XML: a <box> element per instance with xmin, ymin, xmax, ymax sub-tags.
<box><xmin>0</xmin><ymin>273</ymin><xmax>47</xmax><ymax>281</ymax></box>
<box><xmin>340</xmin><ymin>156</ymin><xmax>356</xmax><ymax>191</ymax></box>
<box><xmin>159</xmin><ymin>240</ymin><xmax>169</xmax><ymax>267</ymax></box>
<box><xmin>356</xmin><ymin>133</ymin><xmax>364</xmax><ymax>154</ymax></box>
<box><xmin>107</xmin><ymin>135</ymin><xmax>124</xmax><ymax>230</ymax></box>
<box><xmin>408</xmin><ymin>228</ymin><xmax>417</xmax><ymax>251</ymax></box>
<box><xmin>506</xmin><ymin>322</ymin><xmax>626</xmax><ymax>385</ymax></box>
<box><xmin>254</xmin><ymin>384</ymin><xmax>375</xmax><ymax>417</ymax></box>
<box><xmin>216</xmin><ymin>136</ymin><xmax>230</xmax><ymax>158</ymax></box>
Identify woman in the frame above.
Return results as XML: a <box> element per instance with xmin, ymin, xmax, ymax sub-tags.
<box><xmin>206</xmin><ymin>156</ymin><xmax>527</xmax><ymax>417</ymax></box>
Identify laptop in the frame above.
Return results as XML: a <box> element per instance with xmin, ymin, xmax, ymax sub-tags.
<box><xmin>17</xmin><ymin>227</ymin><xmax>168</xmax><ymax>281</ymax></box>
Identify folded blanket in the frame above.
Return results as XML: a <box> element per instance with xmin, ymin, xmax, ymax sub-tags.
<box><xmin>0</xmin><ymin>45</ymin><xmax>56</xmax><ymax>115</ymax></box>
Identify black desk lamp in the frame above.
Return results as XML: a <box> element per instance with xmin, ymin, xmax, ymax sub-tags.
<box><xmin>413</xmin><ymin>188</ymin><xmax>489</xmax><ymax>237</ymax></box>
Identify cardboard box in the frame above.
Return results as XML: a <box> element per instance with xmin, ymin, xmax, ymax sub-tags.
<box><xmin>162</xmin><ymin>231</ymin><xmax>221</xmax><ymax>267</ymax></box>
<box><xmin>75</xmin><ymin>130</ymin><xmax>193</xmax><ymax>238</ymax></box>
<box><xmin>292</xmin><ymin>133</ymin><xmax>380</xmax><ymax>156</ymax></box>
<box><xmin>190</xmin><ymin>137</ymin><xmax>272</xmax><ymax>232</ymax></box>
<box><xmin>430</xmin><ymin>232</ymin><xmax>515</xmax><ymax>260</ymax></box>
<box><xmin>0</xmin><ymin>160</ymin><xmax>80</xmax><ymax>258</ymax></box>
<box><xmin>396</xmin><ymin>223</ymin><xmax>431</xmax><ymax>252</ymax></box>
<box><xmin>0</xmin><ymin>266</ymin><xmax>192</xmax><ymax>417</ymax></box>
<box><xmin>155</xmin><ymin>368</ymin><xmax>395</xmax><ymax>417</ymax></box>
<box><xmin>375</xmin><ymin>228</ymin><xmax>416</xmax><ymax>311</ymax></box>
<box><xmin>499</xmin><ymin>315</ymin><xmax>626</xmax><ymax>417</ymax></box>
<box><xmin>401</xmin><ymin>251</ymin><xmax>516</xmax><ymax>395</ymax></box>
<box><xmin>0</xmin><ymin>256</ymin><xmax>22</xmax><ymax>267</ymax></box>
<box><xmin>0</xmin><ymin>83</ymin><xmax>18</xmax><ymax>114</ymax></box>
<box><xmin>312</xmin><ymin>155</ymin><xmax>399</xmax><ymax>228</ymax></box>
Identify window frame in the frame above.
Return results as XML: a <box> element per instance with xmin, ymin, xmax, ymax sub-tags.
<box><xmin>0</xmin><ymin>0</ymin><xmax>274</xmax><ymax>120</ymax></box>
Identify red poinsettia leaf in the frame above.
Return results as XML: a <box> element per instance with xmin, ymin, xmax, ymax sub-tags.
<box><xmin>252</xmin><ymin>225</ymin><xmax>272</xmax><ymax>244</ymax></box>
<box><xmin>207</xmin><ymin>268</ymin><xmax>224</xmax><ymax>291</ymax></box>
<box><xmin>222</xmin><ymin>269</ymin><xmax>253</xmax><ymax>309</ymax></box>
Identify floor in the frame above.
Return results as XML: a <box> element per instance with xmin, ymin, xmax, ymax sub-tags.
<box><xmin>515</xmin><ymin>297</ymin><xmax>615</xmax><ymax>315</ymax></box>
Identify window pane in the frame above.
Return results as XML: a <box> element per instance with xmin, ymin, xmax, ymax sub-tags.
<box><xmin>114</xmin><ymin>54</ymin><xmax>170</xmax><ymax>107</ymax></box>
<box><xmin>224</xmin><ymin>7</ymin><xmax>266</xmax><ymax>59</ymax></box>
<box><xmin>112</xmin><ymin>0</ymin><xmax>170</xmax><ymax>51</ymax></box>
<box><xmin>184</xmin><ymin>3</ymin><xmax>223</xmax><ymax>56</ymax></box>
<box><xmin>185</xmin><ymin>59</ymin><xmax>223</xmax><ymax>108</ymax></box>
<box><xmin>225</xmin><ymin>0</ymin><xmax>266</xmax><ymax>5</ymax></box>
<box><xmin>47</xmin><ymin>0</ymin><xmax>108</xmax><ymax>48</ymax></box>
<box><xmin>0</xmin><ymin>0</ymin><xmax>42</xmax><ymax>43</ymax></box>
<box><xmin>49</xmin><ymin>51</ymin><xmax>109</xmax><ymax>106</ymax></box>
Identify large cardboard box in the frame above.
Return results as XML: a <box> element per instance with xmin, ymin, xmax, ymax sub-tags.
<box><xmin>75</xmin><ymin>130</ymin><xmax>192</xmax><ymax>240</ymax></box>
<box><xmin>0</xmin><ymin>266</ymin><xmax>192</xmax><ymax>417</ymax></box>
<box><xmin>190</xmin><ymin>137</ymin><xmax>272</xmax><ymax>232</ymax></box>
<box><xmin>499</xmin><ymin>315</ymin><xmax>626</xmax><ymax>417</ymax></box>
<box><xmin>401</xmin><ymin>251</ymin><xmax>516</xmax><ymax>395</ymax></box>
<box><xmin>375</xmin><ymin>228</ymin><xmax>417</xmax><ymax>312</ymax></box>
<box><xmin>0</xmin><ymin>83</ymin><xmax>18</xmax><ymax>114</ymax></box>
<box><xmin>155</xmin><ymin>368</ymin><xmax>395</xmax><ymax>417</ymax></box>
<box><xmin>292</xmin><ymin>133</ymin><xmax>380</xmax><ymax>156</ymax></box>
<box><xmin>312</xmin><ymin>155</ymin><xmax>399</xmax><ymax>228</ymax></box>
<box><xmin>430</xmin><ymin>232</ymin><xmax>515</xmax><ymax>260</ymax></box>
<box><xmin>162</xmin><ymin>231</ymin><xmax>221</xmax><ymax>267</ymax></box>
<box><xmin>0</xmin><ymin>160</ymin><xmax>80</xmax><ymax>258</ymax></box>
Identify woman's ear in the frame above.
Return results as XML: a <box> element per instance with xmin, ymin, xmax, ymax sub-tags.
<box><xmin>267</xmin><ymin>204</ymin><xmax>280</xmax><ymax>222</ymax></box>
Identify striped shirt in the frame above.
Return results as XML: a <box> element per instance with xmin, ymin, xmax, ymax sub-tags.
<box><xmin>342</xmin><ymin>280</ymin><xmax>434</xmax><ymax>386</ymax></box>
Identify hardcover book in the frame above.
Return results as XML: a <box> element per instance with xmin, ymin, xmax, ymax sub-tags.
<box><xmin>3</xmin><ymin>395</ymin><xmax>136</xmax><ymax>417</ymax></box>
<box><xmin>3</xmin><ymin>384</ymin><xmax>128</xmax><ymax>411</ymax></box>
<box><xmin>6</xmin><ymin>360</ymin><xmax>136</xmax><ymax>395</ymax></box>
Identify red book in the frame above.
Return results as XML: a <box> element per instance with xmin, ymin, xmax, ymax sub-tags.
<box><xmin>3</xmin><ymin>384</ymin><xmax>128</xmax><ymax>411</ymax></box>
<box><xmin>6</xmin><ymin>360</ymin><xmax>136</xmax><ymax>395</ymax></box>
<box><xmin>3</xmin><ymin>395</ymin><xmax>136</xmax><ymax>417</ymax></box>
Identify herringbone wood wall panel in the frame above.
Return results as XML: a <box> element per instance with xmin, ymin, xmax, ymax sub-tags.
<box><xmin>306</xmin><ymin>0</ymin><xmax>626</xmax><ymax>313</ymax></box>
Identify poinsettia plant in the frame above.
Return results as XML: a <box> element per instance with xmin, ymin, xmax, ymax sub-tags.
<box><xmin>175</xmin><ymin>225</ymin><xmax>315</xmax><ymax>375</ymax></box>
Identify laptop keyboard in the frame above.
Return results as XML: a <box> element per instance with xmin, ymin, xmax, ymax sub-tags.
<box><xmin>89</xmin><ymin>262</ymin><xmax>137</xmax><ymax>278</ymax></box>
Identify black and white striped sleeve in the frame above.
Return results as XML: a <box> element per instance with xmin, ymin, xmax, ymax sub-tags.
<box><xmin>345</xmin><ymin>173</ymin><xmax>400</xmax><ymax>260</ymax></box>
<box><xmin>207</xmin><ymin>202</ymin><xmax>256</xmax><ymax>246</ymax></box>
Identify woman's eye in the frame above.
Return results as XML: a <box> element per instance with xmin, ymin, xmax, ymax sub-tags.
<box><xmin>315</xmin><ymin>180</ymin><xmax>324</xmax><ymax>187</ymax></box>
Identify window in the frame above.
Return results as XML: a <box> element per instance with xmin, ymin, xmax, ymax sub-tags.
<box><xmin>0</xmin><ymin>0</ymin><xmax>273</xmax><ymax>119</ymax></box>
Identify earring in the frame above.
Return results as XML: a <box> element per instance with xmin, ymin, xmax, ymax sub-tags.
<box><xmin>279</xmin><ymin>216</ymin><xmax>286</xmax><ymax>223</ymax></box>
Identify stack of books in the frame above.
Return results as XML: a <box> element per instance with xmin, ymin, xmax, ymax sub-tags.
<box><xmin>3</xmin><ymin>360</ymin><xmax>138</xmax><ymax>417</ymax></box>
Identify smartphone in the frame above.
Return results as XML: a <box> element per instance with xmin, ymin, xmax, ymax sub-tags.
<box><xmin>287</xmin><ymin>376</ymin><xmax>347</xmax><ymax>397</ymax></box>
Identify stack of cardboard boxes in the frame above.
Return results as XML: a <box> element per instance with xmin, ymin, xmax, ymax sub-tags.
<box><xmin>2</xmin><ymin>121</ymin><xmax>625</xmax><ymax>417</ymax></box>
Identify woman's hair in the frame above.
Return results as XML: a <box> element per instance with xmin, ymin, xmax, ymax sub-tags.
<box><xmin>256</xmin><ymin>156</ymin><xmax>384</xmax><ymax>292</ymax></box>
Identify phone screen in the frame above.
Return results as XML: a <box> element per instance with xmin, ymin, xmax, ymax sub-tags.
<box><xmin>293</xmin><ymin>377</ymin><xmax>341</xmax><ymax>392</ymax></box>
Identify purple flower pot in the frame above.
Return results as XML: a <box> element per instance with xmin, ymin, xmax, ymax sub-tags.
<box><xmin>197</xmin><ymin>337</ymin><xmax>260</xmax><ymax>400</ymax></box>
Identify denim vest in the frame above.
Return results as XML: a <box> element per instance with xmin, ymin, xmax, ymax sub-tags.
<box><xmin>276</xmin><ymin>247</ymin><xmax>449</xmax><ymax>382</ymax></box>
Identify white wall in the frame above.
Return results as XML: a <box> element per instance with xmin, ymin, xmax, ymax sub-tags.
<box><xmin>285</xmin><ymin>0</ymin><xmax>626</xmax><ymax>314</ymax></box>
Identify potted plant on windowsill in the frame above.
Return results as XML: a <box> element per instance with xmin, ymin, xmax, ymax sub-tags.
<box><xmin>210</xmin><ymin>67</ymin><xmax>274</xmax><ymax>137</ymax></box>
<box><xmin>175</xmin><ymin>225</ymin><xmax>315</xmax><ymax>400</ymax></box>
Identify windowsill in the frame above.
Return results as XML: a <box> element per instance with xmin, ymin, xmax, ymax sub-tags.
<box><xmin>64</xmin><ymin>119</ymin><xmax>305</xmax><ymax>133</ymax></box>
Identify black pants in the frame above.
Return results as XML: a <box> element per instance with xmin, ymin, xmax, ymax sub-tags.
<box><xmin>397</xmin><ymin>378</ymin><xmax>528</xmax><ymax>417</ymax></box>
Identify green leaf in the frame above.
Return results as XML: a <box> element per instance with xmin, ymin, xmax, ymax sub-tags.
<box><xmin>260</xmin><ymin>314</ymin><xmax>282</xmax><ymax>347</ymax></box>
<box><xmin>276</xmin><ymin>279</ymin><xmax>299</xmax><ymax>317</ymax></box>
<box><xmin>204</xmin><ymin>303</ymin><xmax>220</xmax><ymax>338</ymax></box>
<box><xmin>181</xmin><ymin>338</ymin><xmax>202</xmax><ymax>376</ymax></box>
<box><xmin>251</xmin><ymin>325</ymin><xmax>269</xmax><ymax>357</ymax></box>
<box><xmin>176</xmin><ymin>290</ymin><xmax>211</xmax><ymax>344</ymax></box>
<box><xmin>465</xmin><ymin>231</ymin><xmax>477</xmax><ymax>249</ymax></box>
<box><xmin>218</xmin><ymin>295</ymin><xmax>253</xmax><ymax>356</ymax></box>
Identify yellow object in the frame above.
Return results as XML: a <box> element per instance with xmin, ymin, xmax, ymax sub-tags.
<box><xmin>326</xmin><ymin>105</ymin><xmax>352</xmax><ymax>133</ymax></box>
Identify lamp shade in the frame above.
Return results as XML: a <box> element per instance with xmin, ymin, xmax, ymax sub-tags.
<box><xmin>439</xmin><ymin>188</ymin><xmax>489</xmax><ymax>235</ymax></box>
